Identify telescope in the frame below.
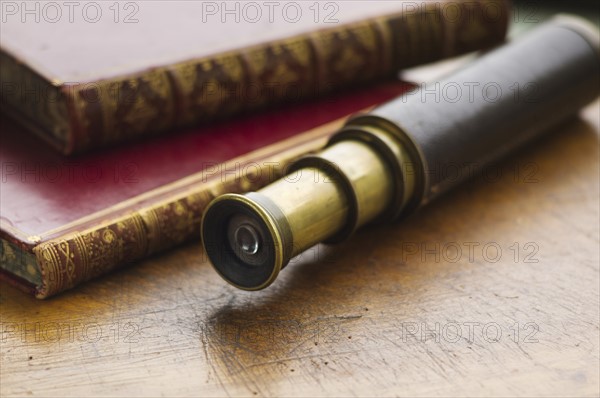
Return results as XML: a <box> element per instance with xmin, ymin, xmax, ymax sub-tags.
<box><xmin>201</xmin><ymin>16</ymin><xmax>600</xmax><ymax>290</ymax></box>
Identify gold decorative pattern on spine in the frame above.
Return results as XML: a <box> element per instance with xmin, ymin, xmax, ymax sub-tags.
<box><xmin>243</xmin><ymin>37</ymin><xmax>314</xmax><ymax>107</ymax></box>
<box><xmin>169</xmin><ymin>52</ymin><xmax>247</xmax><ymax>126</ymax></box>
<box><xmin>33</xmin><ymin>214</ymin><xmax>149</xmax><ymax>298</ymax></box>
<box><xmin>310</xmin><ymin>20</ymin><xmax>382</xmax><ymax>92</ymax></box>
<box><xmin>71</xmin><ymin>68</ymin><xmax>175</xmax><ymax>151</ymax></box>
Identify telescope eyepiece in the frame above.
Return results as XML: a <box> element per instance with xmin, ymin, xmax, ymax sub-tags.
<box><xmin>201</xmin><ymin>193</ymin><xmax>292</xmax><ymax>290</ymax></box>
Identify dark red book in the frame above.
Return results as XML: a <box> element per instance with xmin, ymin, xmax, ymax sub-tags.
<box><xmin>0</xmin><ymin>0</ymin><xmax>510</xmax><ymax>154</ymax></box>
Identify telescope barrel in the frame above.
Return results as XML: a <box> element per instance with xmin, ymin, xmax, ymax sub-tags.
<box><xmin>201</xmin><ymin>16</ymin><xmax>600</xmax><ymax>290</ymax></box>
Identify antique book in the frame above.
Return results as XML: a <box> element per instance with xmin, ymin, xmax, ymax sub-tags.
<box><xmin>0</xmin><ymin>82</ymin><xmax>412</xmax><ymax>299</ymax></box>
<box><xmin>0</xmin><ymin>0</ymin><xmax>510</xmax><ymax>154</ymax></box>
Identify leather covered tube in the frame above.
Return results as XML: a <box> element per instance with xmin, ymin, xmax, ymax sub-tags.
<box><xmin>347</xmin><ymin>16</ymin><xmax>600</xmax><ymax>207</ymax></box>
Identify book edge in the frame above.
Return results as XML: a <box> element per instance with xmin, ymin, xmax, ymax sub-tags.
<box><xmin>0</xmin><ymin>48</ymin><xmax>76</xmax><ymax>154</ymax></box>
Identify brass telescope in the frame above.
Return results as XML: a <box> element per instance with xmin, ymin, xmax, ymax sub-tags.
<box><xmin>201</xmin><ymin>16</ymin><xmax>600</xmax><ymax>290</ymax></box>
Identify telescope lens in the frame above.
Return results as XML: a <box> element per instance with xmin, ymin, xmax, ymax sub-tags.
<box><xmin>235</xmin><ymin>225</ymin><xmax>260</xmax><ymax>255</ymax></box>
<box><xmin>226</xmin><ymin>214</ymin><xmax>264</xmax><ymax>266</ymax></box>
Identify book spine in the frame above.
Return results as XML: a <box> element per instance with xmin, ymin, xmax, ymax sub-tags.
<box><xmin>30</xmin><ymin>132</ymin><xmax>330</xmax><ymax>298</ymax></box>
<box><xmin>64</xmin><ymin>0</ymin><xmax>510</xmax><ymax>154</ymax></box>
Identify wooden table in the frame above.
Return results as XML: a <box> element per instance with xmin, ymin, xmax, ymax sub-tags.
<box><xmin>1</xmin><ymin>97</ymin><xmax>598</xmax><ymax>397</ymax></box>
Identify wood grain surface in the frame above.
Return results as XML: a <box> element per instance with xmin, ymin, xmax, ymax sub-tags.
<box><xmin>1</xmin><ymin>102</ymin><xmax>598</xmax><ymax>397</ymax></box>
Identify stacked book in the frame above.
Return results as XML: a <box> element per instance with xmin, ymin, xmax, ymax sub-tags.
<box><xmin>0</xmin><ymin>0</ymin><xmax>511</xmax><ymax>298</ymax></box>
